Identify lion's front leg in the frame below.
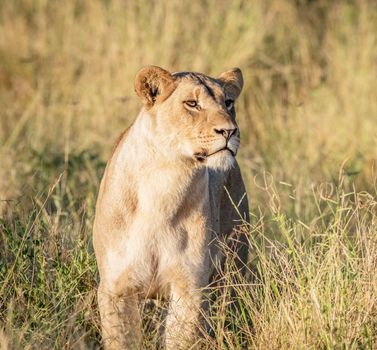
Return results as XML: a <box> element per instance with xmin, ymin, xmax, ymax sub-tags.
<box><xmin>165</xmin><ymin>284</ymin><xmax>203</xmax><ymax>349</ymax></box>
<box><xmin>164</xmin><ymin>260</ymin><xmax>211</xmax><ymax>350</ymax></box>
<box><xmin>98</xmin><ymin>283</ymin><xmax>142</xmax><ymax>350</ymax></box>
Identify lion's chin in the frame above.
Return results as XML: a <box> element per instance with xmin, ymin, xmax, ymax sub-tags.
<box><xmin>204</xmin><ymin>150</ymin><xmax>236</xmax><ymax>172</ymax></box>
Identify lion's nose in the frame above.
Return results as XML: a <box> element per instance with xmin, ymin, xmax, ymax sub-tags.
<box><xmin>214</xmin><ymin>128</ymin><xmax>237</xmax><ymax>140</ymax></box>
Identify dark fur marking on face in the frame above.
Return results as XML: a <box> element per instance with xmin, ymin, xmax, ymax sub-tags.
<box><xmin>173</xmin><ymin>71</ymin><xmax>220</xmax><ymax>102</ymax></box>
<box><xmin>195</xmin><ymin>75</ymin><xmax>216</xmax><ymax>100</ymax></box>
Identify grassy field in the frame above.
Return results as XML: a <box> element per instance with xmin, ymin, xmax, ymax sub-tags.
<box><xmin>1</xmin><ymin>0</ymin><xmax>377</xmax><ymax>348</ymax></box>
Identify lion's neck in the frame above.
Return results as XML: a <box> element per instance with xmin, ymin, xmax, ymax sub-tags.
<box><xmin>111</xmin><ymin>111</ymin><xmax>209</xmax><ymax>219</ymax></box>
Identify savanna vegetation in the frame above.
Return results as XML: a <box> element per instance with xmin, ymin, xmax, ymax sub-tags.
<box><xmin>1</xmin><ymin>0</ymin><xmax>377</xmax><ymax>348</ymax></box>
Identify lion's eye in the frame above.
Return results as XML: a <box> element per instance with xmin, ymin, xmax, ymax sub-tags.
<box><xmin>225</xmin><ymin>99</ymin><xmax>234</xmax><ymax>110</ymax></box>
<box><xmin>184</xmin><ymin>100</ymin><xmax>199</xmax><ymax>108</ymax></box>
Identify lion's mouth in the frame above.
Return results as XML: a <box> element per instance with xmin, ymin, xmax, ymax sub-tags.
<box><xmin>194</xmin><ymin>147</ymin><xmax>235</xmax><ymax>162</ymax></box>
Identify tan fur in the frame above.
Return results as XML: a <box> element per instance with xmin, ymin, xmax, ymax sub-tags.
<box><xmin>93</xmin><ymin>66</ymin><xmax>249</xmax><ymax>349</ymax></box>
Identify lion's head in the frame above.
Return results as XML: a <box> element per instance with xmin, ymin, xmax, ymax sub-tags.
<box><xmin>134</xmin><ymin>66</ymin><xmax>243</xmax><ymax>171</ymax></box>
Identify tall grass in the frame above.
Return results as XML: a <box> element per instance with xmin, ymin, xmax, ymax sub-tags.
<box><xmin>1</xmin><ymin>0</ymin><xmax>377</xmax><ymax>348</ymax></box>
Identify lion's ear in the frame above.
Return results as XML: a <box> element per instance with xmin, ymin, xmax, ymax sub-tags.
<box><xmin>134</xmin><ymin>66</ymin><xmax>177</xmax><ymax>109</ymax></box>
<box><xmin>218</xmin><ymin>68</ymin><xmax>244</xmax><ymax>99</ymax></box>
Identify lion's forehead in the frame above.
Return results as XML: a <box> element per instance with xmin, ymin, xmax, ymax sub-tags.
<box><xmin>173</xmin><ymin>72</ymin><xmax>225</xmax><ymax>99</ymax></box>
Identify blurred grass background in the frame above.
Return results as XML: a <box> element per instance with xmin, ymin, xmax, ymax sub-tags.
<box><xmin>0</xmin><ymin>0</ymin><xmax>377</xmax><ymax>348</ymax></box>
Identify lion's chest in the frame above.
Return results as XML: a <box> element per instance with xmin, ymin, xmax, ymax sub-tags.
<box><xmin>136</xmin><ymin>166</ymin><xmax>209</xmax><ymax>219</ymax></box>
<box><xmin>109</xmin><ymin>168</ymin><xmax>213</xmax><ymax>295</ymax></box>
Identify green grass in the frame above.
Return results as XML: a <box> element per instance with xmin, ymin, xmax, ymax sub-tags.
<box><xmin>1</xmin><ymin>0</ymin><xmax>377</xmax><ymax>348</ymax></box>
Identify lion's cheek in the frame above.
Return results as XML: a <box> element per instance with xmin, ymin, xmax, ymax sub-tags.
<box><xmin>177</xmin><ymin>139</ymin><xmax>199</xmax><ymax>161</ymax></box>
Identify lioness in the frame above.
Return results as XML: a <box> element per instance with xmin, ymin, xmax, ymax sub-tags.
<box><xmin>93</xmin><ymin>66</ymin><xmax>249</xmax><ymax>349</ymax></box>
